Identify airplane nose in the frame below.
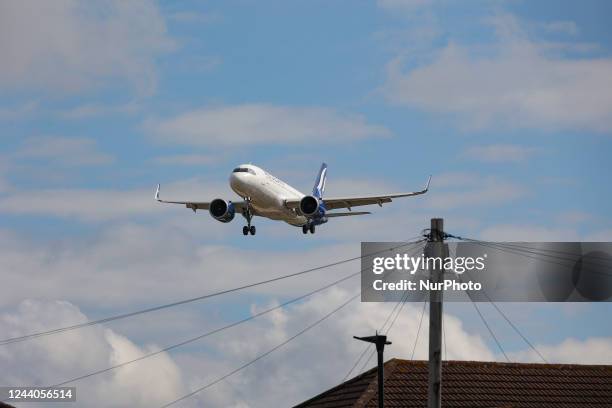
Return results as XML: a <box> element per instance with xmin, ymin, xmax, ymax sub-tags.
<box><xmin>229</xmin><ymin>172</ymin><xmax>242</xmax><ymax>189</ymax></box>
<box><xmin>230</xmin><ymin>172</ymin><xmax>248</xmax><ymax>197</ymax></box>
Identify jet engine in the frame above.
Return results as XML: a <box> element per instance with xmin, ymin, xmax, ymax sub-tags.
<box><xmin>299</xmin><ymin>195</ymin><xmax>322</xmax><ymax>217</ymax></box>
<box><xmin>209</xmin><ymin>199</ymin><xmax>236</xmax><ymax>223</ymax></box>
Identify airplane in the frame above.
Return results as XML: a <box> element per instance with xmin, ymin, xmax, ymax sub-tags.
<box><xmin>155</xmin><ymin>163</ymin><xmax>430</xmax><ymax>236</ymax></box>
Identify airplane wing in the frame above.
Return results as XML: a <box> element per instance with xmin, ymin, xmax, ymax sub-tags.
<box><xmin>155</xmin><ymin>184</ymin><xmax>250</xmax><ymax>213</ymax></box>
<box><xmin>285</xmin><ymin>176</ymin><xmax>431</xmax><ymax>211</ymax></box>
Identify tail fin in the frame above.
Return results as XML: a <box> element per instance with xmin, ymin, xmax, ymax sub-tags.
<box><xmin>312</xmin><ymin>163</ymin><xmax>327</xmax><ymax>199</ymax></box>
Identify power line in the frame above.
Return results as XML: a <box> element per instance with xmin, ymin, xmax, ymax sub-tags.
<box><xmin>468</xmin><ymin>297</ymin><xmax>509</xmax><ymax>362</ymax></box>
<box><xmin>349</xmin><ymin>242</ymin><xmax>426</xmax><ymax>376</ymax></box>
<box><xmin>342</xmin><ymin>292</ymin><xmax>404</xmax><ymax>382</ymax></box>
<box><xmin>0</xmin><ymin>240</ymin><xmax>424</xmax><ymax>346</ymax></box>
<box><xmin>455</xmin><ymin>238</ymin><xmax>606</xmax><ymax>359</ymax></box>
<box><xmin>456</xmin><ymin>237</ymin><xmax>612</xmax><ymax>263</ymax></box>
<box><xmin>458</xmin><ymin>269</ymin><xmax>547</xmax><ymax>363</ymax></box>
<box><xmin>411</xmin><ymin>300</ymin><xmax>427</xmax><ymax>360</ymax></box>
<box><xmin>492</xmin><ymin>241</ymin><xmax>612</xmax><ymax>277</ymax></box>
<box><xmin>342</xmin><ymin>243</ymin><xmax>426</xmax><ymax>381</ymax></box>
<box><xmin>343</xmin><ymin>346</ymin><xmax>371</xmax><ymax>381</ymax></box>
<box><xmin>358</xmin><ymin>289</ymin><xmax>411</xmax><ymax>373</ymax></box>
<box><xmin>386</xmin><ymin>291</ymin><xmax>410</xmax><ymax>336</ymax></box>
<box><xmin>454</xmin><ymin>264</ymin><xmax>509</xmax><ymax>361</ymax></box>
<box><xmin>447</xmin><ymin>234</ymin><xmax>579</xmax><ymax>363</ymax></box>
<box><xmin>51</xmin><ymin>270</ymin><xmax>362</xmax><ymax>388</ymax></box>
<box><xmin>159</xmin><ymin>292</ymin><xmax>361</xmax><ymax>408</ymax></box>
<box><xmin>442</xmin><ymin>311</ymin><xmax>447</xmax><ymax>360</ymax></box>
<box><xmin>51</xmin><ymin>240</ymin><xmax>424</xmax><ymax>387</ymax></box>
<box><xmin>456</xmin><ymin>237</ymin><xmax>612</xmax><ymax>278</ymax></box>
<box><xmin>487</xmin><ymin>301</ymin><xmax>548</xmax><ymax>363</ymax></box>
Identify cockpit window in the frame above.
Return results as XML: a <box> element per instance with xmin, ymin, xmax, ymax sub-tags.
<box><xmin>232</xmin><ymin>167</ymin><xmax>256</xmax><ymax>175</ymax></box>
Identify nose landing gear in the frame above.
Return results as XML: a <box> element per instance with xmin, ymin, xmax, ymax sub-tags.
<box><xmin>242</xmin><ymin>197</ymin><xmax>256</xmax><ymax>236</ymax></box>
<box><xmin>302</xmin><ymin>223</ymin><xmax>316</xmax><ymax>234</ymax></box>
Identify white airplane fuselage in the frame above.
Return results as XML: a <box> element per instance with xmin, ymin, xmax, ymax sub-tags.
<box><xmin>229</xmin><ymin>164</ymin><xmax>308</xmax><ymax>226</ymax></box>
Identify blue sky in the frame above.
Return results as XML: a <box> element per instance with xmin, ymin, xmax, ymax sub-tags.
<box><xmin>1</xmin><ymin>1</ymin><xmax>611</xmax><ymax>407</ymax></box>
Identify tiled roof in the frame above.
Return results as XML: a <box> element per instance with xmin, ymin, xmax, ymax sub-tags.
<box><xmin>295</xmin><ymin>359</ymin><xmax>612</xmax><ymax>408</ymax></box>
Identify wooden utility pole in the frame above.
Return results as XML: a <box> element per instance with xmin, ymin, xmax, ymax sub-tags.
<box><xmin>426</xmin><ymin>218</ymin><xmax>446</xmax><ymax>408</ymax></box>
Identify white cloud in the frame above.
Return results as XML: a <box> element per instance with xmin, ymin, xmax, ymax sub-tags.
<box><xmin>16</xmin><ymin>136</ymin><xmax>114</xmax><ymax>166</ymax></box>
<box><xmin>583</xmin><ymin>229</ymin><xmax>612</xmax><ymax>241</ymax></box>
<box><xmin>509</xmin><ymin>337</ymin><xmax>612</xmax><ymax>364</ymax></box>
<box><xmin>479</xmin><ymin>224</ymin><xmax>581</xmax><ymax>241</ymax></box>
<box><xmin>377</xmin><ymin>0</ymin><xmax>432</xmax><ymax>12</ymax></box>
<box><xmin>153</xmin><ymin>154</ymin><xmax>219</xmax><ymax>166</ymax></box>
<box><xmin>0</xmin><ymin>229</ymin><xmax>609</xmax><ymax>407</ymax></box>
<box><xmin>0</xmin><ymin>223</ymin><xmax>360</xmax><ymax>307</ymax></box>
<box><xmin>423</xmin><ymin>173</ymin><xmax>527</xmax><ymax>210</ymax></box>
<box><xmin>0</xmin><ymin>187</ymin><xmax>150</xmax><ymax>221</ymax></box>
<box><xmin>0</xmin><ymin>136</ymin><xmax>113</xmax><ymax>188</ymax></box>
<box><xmin>540</xmin><ymin>20</ymin><xmax>578</xmax><ymax>36</ymax></box>
<box><xmin>429</xmin><ymin>172</ymin><xmax>480</xmax><ymax>188</ymax></box>
<box><xmin>0</xmin><ymin>293</ymin><xmax>493</xmax><ymax>408</ymax></box>
<box><xmin>383</xmin><ymin>14</ymin><xmax>612</xmax><ymax>132</ymax></box>
<box><xmin>555</xmin><ymin>210</ymin><xmax>592</xmax><ymax>225</ymax></box>
<box><xmin>168</xmin><ymin>11</ymin><xmax>219</xmax><ymax>25</ymax></box>
<box><xmin>0</xmin><ymin>100</ymin><xmax>39</xmax><ymax>120</ymax></box>
<box><xmin>0</xmin><ymin>178</ymin><xmax>9</xmax><ymax>194</ymax></box>
<box><xmin>175</xmin><ymin>55</ymin><xmax>223</xmax><ymax>73</ymax></box>
<box><xmin>0</xmin><ymin>158</ymin><xmax>10</xmax><ymax>193</ymax></box>
<box><xmin>478</xmin><ymin>222</ymin><xmax>612</xmax><ymax>241</ymax></box>
<box><xmin>59</xmin><ymin>101</ymin><xmax>141</xmax><ymax>119</ymax></box>
<box><xmin>0</xmin><ymin>300</ymin><xmax>187</xmax><ymax>408</ymax></box>
<box><xmin>0</xmin><ymin>0</ymin><xmax>173</xmax><ymax>95</ymax></box>
<box><xmin>463</xmin><ymin>144</ymin><xmax>538</xmax><ymax>163</ymax></box>
<box><xmin>175</xmin><ymin>288</ymin><xmax>495</xmax><ymax>406</ymax></box>
<box><xmin>145</xmin><ymin>104</ymin><xmax>391</xmax><ymax>146</ymax></box>
<box><xmin>0</xmin><ymin>177</ymin><xmax>228</xmax><ymax>221</ymax></box>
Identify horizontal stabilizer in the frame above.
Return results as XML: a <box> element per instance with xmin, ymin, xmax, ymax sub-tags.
<box><xmin>326</xmin><ymin>211</ymin><xmax>371</xmax><ymax>217</ymax></box>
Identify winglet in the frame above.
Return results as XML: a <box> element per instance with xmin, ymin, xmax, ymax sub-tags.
<box><xmin>155</xmin><ymin>184</ymin><xmax>161</xmax><ymax>201</ymax></box>
<box><xmin>424</xmin><ymin>175</ymin><xmax>432</xmax><ymax>192</ymax></box>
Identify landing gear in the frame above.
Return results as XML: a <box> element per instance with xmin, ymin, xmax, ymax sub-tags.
<box><xmin>302</xmin><ymin>223</ymin><xmax>316</xmax><ymax>234</ymax></box>
<box><xmin>242</xmin><ymin>197</ymin><xmax>256</xmax><ymax>236</ymax></box>
<box><xmin>243</xmin><ymin>225</ymin><xmax>256</xmax><ymax>235</ymax></box>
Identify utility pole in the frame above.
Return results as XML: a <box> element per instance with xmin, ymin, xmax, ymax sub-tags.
<box><xmin>354</xmin><ymin>332</ymin><xmax>391</xmax><ymax>408</ymax></box>
<box><xmin>426</xmin><ymin>218</ymin><xmax>447</xmax><ymax>408</ymax></box>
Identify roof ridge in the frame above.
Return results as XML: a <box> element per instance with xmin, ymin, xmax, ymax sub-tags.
<box><xmin>409</xmin><ymin>359</ymin><xmax>612</xmax><ymax>369</ymax></box>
